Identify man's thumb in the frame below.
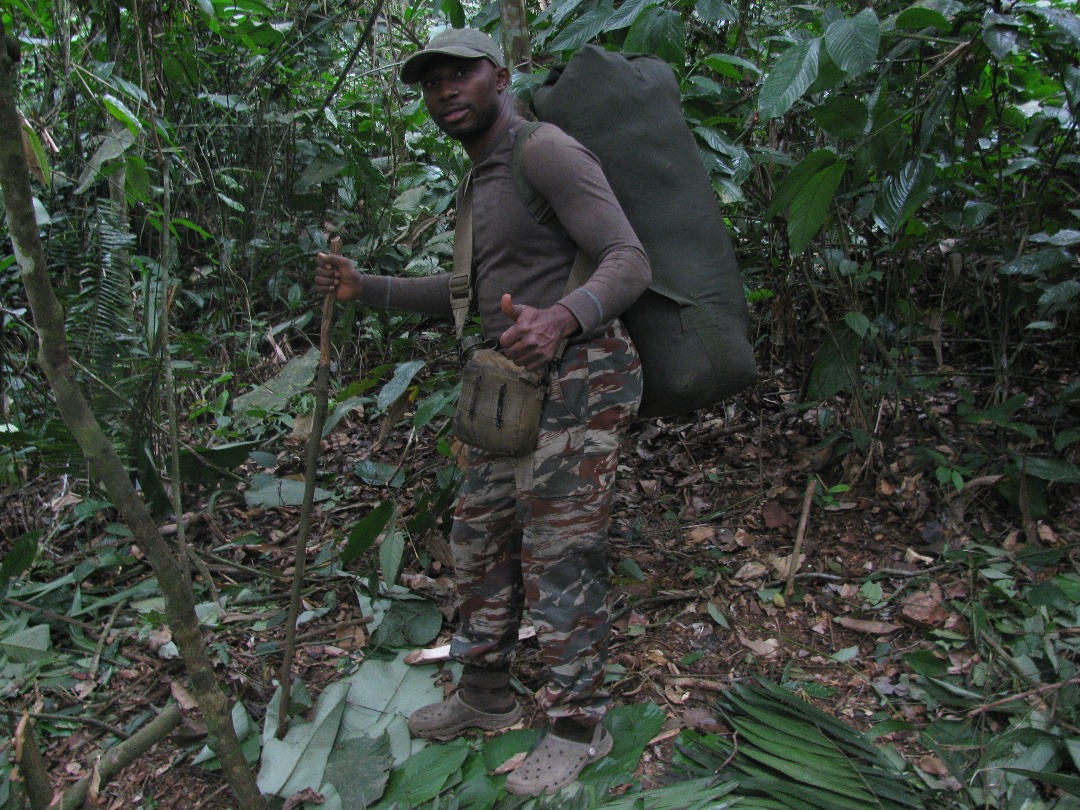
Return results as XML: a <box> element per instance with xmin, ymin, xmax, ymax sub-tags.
<box><xmin>501</xmin><ymin>293</ymin><xmax>523</xmax><ymax>321</ymax></box>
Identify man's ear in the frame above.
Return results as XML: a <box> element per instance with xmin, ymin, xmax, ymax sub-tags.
<box><xmin>495</xmin><ymin>66</ymin><xmax>511</xmax><ymax>91</ymax></box>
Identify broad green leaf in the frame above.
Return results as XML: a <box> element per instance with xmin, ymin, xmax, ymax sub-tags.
<box><xmin>603</xmin><ymin>0</ymin><xmax>654</xmax><ymax>31</ymax></box>
<box><xmin>341</xmin><ymin>501</ymin><xmax>395</xmax><ymax>565</ymax></box>
<box><xmin>1029</xmin><ymin>228</ymin><xmax>1080</xmax><ymax>246</ymax></box>
<box><xmin>896</xmin><ymin>7</ymin><xmax>949</xmax><ymax>29</ymax></box>
<box><xmin>323</xmin><ymin>734</ymin><xmax>393</xmax><ymax>807</ymax></box>
<box><xmin>0</xmin><ymin>531</ymin><xmax>39</xmax><ymax>597</ymax></box>
<box><xmin>233</xmin><ymin>348</ymin><xmax>319</xmax><ymax>425</ymax></box>
<box><xmin>75</xmin><ymin>128</ymin><xmax>136</xmax><ymax>194</ymax></box>
<box><xmin>982</xmin><ymin>12</ymin><xmax>1019</xmax><ymax>59</ymax></box>
<box><xmin>258</xmin><ymin>681</ymin><xmax>349</xmax><ymax>797</ymax></box>
<box><xmin>814</xmin><ymin>95</ymin><xmax>868</xmax><ymax>138</ymax></box>
<box><xmin>379</xmin><ymin>530</ymin><xmax>405</xmax><ymax>586</ymax></box>
<box><xmin>244</xmin><ymin>473</ymin><xmax>332</xmax><ymax>508</ymax></box>
<box><xmin>376</xmin><ymin>359</ymin><xmax>425</xmax><ymax>411</ymax></box>
<box><xmin>787</xmin><ymin>152</ymin><xmax>847</xmax><ymax>253</ymax></box>
<box><xmin>759</xmin><ymin>38</ymin><xmax>821</xmax><ymax>119</ymax></box>
<box><xmin>843</xmin><ymin>311</ymin><xmax>871</xmax><ymax>337</ymax></box>
<box><xmin>0</xmin><ymin>624</ymin><xmax>51</xmax><ymax>662</ymax></box>
<box><xmin>702</xmin><ymin>52</ymin><xmax>762</xmax><ymax>80</ymax></box>
<box><xmin>441</xmin><ymin>0</ymin><xmax>465</xmax><ymax>28</ymax></box>
<box><xmin>1020</xmin><ymin>4</ymin><xmax>1080</xmax><ymax>50</ymax></box>
<box><xmin>354</xmin><ymin>459</ymin><xmax>406</xmax><ymax>488</ymax></box>
<box><xmin>695</xmin><ymin>0</ymin><xmax>737</xmax><ymax>25</ymax></box>
<box><xmin>872</xmin><ymin>156</ymin><xmax>936</xmax><ymax>233</ymax></box>
<box><xmin>824</xmin><ymin>9</ymin><xmax>881</xmax><ymax>76</ymax></box>
<box><xmin>624</xmin><ymin>6</ymin><xmax>685</xmax><ymax>64</ymax></box>
<box><xmin>1013</xmin><ymin>456</ymin><xmax>1080</xmax><ymax>484</ymax></box>
<box><xmin>549</xmin><ymin>1</ymin><xmax>616</xmax><ymax>52</ymax></box>
<box><xmin>808</xmin><ymin>322</ymin><xmax>862</xmax><ymax>400</ymax></box>
<box><xmin>323</xmin><ymin>395</ymin><xmax>366</xmax><ymax>437</ymax></box>
<box><xmin>179</xmin><ymin>440</ymin><xmax>260</xmax><ymax>487</ymax></box>
<box><xmin>21</xmin><ymin>121</ymin><xmax>51</xmax><ymax>186</ymax></box>
<box><xmin>371</xmin><ymin>595</ymin><xmax>443</xmax><ymax>648</ymax></box>
<box><xmin>392</xmin><ymin>186</ymin><xmax>425</xmax><ymax>213</ymax></box>
<box><xmin>103</xmin><ymin>94</ymin><xmax>143</xmax><ymax>134</ymax></box>
<box><xmin>414</xmin><ymin>384</ymin><xmax>457</xmax><ymax>429</ymax></box>
<box><xmin>999</xmin><ymin>247</ymin><xmax>1073</xmax><ymax>276</ymax></box>
<box><xmin>1038</xmin><ymin>279</ymin><xmax>1080</xmax><ymax>311</ymax></box>
<box><xmin>373</xmin><ymin>738</ymin><xmax>470</xmax><ymax>809</ymax></box>
<box><xmin>338</xmin><ymin>653</ymin><xmax>443</xmax><ymax>761</ymax></box>
<box><xmin>962</xmin><ymin>200</ymin><xmax>998</xmax><ymax>228</ymax></box>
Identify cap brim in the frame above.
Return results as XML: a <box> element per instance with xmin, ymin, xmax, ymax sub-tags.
<box><xmin>400</xmin><ymin>47</ymin><xmax>493</xmax><ymax>84</ymax></box>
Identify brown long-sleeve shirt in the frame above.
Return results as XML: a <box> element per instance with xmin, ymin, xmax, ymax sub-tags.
<box><xmin>358</xmin><ymin>118</ymin><xmax>651</xmax><ymax>339</ymax></box>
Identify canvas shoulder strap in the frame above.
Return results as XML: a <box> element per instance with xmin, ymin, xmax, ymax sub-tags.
<box><xmin>450</xmin><ymin>172</ymin><xmax>474</xmax><ymax>337</ymax></box>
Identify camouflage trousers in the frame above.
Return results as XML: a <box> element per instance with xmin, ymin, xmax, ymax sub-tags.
<box><xmin>448</xmin><ymin>318</ymin><xmax>642</xmax><ymax>722</ymax></box>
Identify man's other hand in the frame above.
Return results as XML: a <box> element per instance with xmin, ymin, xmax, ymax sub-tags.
<box><xmin>499</xmin><ymin>294</ymin><xmax>580</xmax><ymax>372</ymax></box>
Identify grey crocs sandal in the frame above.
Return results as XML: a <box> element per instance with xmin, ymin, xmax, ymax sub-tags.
<box><xmin>504</xmin><ymin>723</ymin><xmax>613</xmax><ymax>796</ymax></box>
<box><xmin>407</xmin><ymin>691</ymin><xmax>522</xmax><ymax>741</ymax></box>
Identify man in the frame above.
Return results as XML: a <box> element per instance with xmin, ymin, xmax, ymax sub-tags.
<box><xmin>314</xmin><ymin>28</ymin><xmax>650</xmax><ymax>795</ymax></box>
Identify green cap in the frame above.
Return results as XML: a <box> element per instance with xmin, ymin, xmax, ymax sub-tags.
<box><xmin>400</xmin><ymin>28</ymin><xmax>505</xmax><ymax>85</ymax></box>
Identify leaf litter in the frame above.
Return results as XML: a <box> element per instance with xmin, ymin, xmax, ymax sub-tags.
<box><xmin>3</xmin><ymin>364</ymin><xmax>1078</xmax><ymax>809</ymax></box>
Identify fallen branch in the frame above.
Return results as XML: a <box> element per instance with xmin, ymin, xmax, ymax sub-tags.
<box><xmin>968</xmin><ymin>677</ymin><xmax>1080</xmax><ymax>718</ymax></box>
<box><xmin>786</xmin><ymin>478</ymin><xmax>816</xmax><ymax>597</ymax></box>
<box><xmin>59</xmin><ymin>703</ymin><xmax>183</xmax><ymax>810</ymax></box>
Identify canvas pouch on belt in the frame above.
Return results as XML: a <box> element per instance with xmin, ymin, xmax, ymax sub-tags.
<box><xmin>453</xmin><ymin>339</ymin><xmax>547</xmax><ymax>457</ymax></box>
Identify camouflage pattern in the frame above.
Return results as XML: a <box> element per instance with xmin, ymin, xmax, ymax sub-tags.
<box><xmin>448</xmin><ymin>319</ymin><xmax>642</xmax><ymax>722</ymax></box>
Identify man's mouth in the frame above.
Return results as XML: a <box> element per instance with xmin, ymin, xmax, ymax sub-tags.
<box><xmin>442</xmin><ymin>106</ymin><xmax>469</xmax><ymax>125</ymax></box>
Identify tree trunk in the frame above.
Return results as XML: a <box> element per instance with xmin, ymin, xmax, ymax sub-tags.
<box><xmin>0</xmin><ymin>26</ymin><xmax>265</xmax><ymax>810</ymax></box>
<box><xmin>498</xmin><ymin>0</ymin><xmax>532</xmax><ymax>74</ymax></box>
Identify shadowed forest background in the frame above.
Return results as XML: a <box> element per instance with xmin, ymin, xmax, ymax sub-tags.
<box><xmin>1</xmin><ymin>0</ymin><xmax>1078</xmax><ymax>808</ymax></box>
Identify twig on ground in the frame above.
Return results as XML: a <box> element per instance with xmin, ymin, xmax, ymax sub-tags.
<box><xmin>58</xmin><ymin>703</ymin><xmax>183</xmax><ymax>810</ymax></box>
<box><xmin>786</xmin><ymin>478</ymin><xmax>816</xmax><ymax>597</ymax></box>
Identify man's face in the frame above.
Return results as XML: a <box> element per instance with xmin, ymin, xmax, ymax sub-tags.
<box><xmin>419</xmin><ymin>57</ymin><xmax>507</xmax><ymax>142</ymax></box>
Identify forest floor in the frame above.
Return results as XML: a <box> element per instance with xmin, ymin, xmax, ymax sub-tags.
<box><xmin>6</xmin><ymin>362</ymin><xmax>1079</xmax><ymax>809</ymax></box>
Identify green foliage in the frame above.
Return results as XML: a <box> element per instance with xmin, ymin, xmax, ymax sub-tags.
<box><xmin>673</xmin><ymin>679</ymin><xmax>925</xmax><ymax>809</ymax></box>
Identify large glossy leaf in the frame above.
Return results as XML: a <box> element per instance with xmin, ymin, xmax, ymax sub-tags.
<box><xmin>257</xmin><ymin>680</ymin><xmax>350</xmax><ymax>797</ymax></box>
<box><xmin>603</xmin><ymin>0</ymin><xmax>654</xmax><ymax>31</ymax></box>
<box><xmin>759</xmin><ymin>38</ymin><xmax>821</xmax><ymax>119</ymax></box>
<box><xmin>872</xmin><ymin>156</ymin><xmax>936</xmax><ymax>233</ymax></box>
<box><xmin>548</xmin><ymin>1</ymin><xmax>616</xmax><ymax>52</ymax></box>
<box><xmin>624</xmin><ymin>6</ymin><xmax>685</xmax><ymax>65</ymax></box>
<box><xmin>376</xmin><ymin>359</ymin><xmax>425</xmax><ymax>411</ymax></box>
<box><xmin>341</xmin><ymin>500</ymin><xmax>395</xmax><ymax>565</ymax></box>
<box><xmin>0</xmin><ymin>531</ymin><xmax>39</xmax><ymax>597</ymax></box>
<box><xmin>766</xmin><ymin>149</ymin><xmax>847</xmax><ymax>254</ymax></box>
<box><xmin>824</xmin><ymin>9</ymin><xmax>880</xmax><ymax>76</ymax></box>
<box><xmin>371</xmin><ymin>739</ymin><xmax>471</xmax><ymax>809</ymax></box>
<box><xmin>814</xmin><ymin>95</ymin><xmax>869</xmax><ymax>139</ymax></box>
<box><xmin>808</xmin><ymin>322</ymin><xmax>862</xmax><ymax>400</ymax></box>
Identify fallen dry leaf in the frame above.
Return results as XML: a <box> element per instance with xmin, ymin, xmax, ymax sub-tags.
<box><xmin>769</xmin><ymin>553</ymin><xmax>806</xmax><ymax>579</ymax></box>
<box><xmin>901</xmin><ymin>583</ymin><xmax>950</xmax><ymax>627</ymax></box>
<box><xmin>284</xmin><ymin>788</ymin><xmax>325</xmax><ymax>809</ymax></box>
<box><xmin>739</xmin><ymin>636</ymin><xmax>780</xmax><ymax>658</ymax></box>
<box><xmin>493</xmin><ymin>751</ymin><xmax>528</xmax><ymax>774</ymax></box>
<box><xmin>917</xmin><ymin>754</ymin><xmax>951</xmax><ymax>778</ymax></box>
<box><xmin>836</xmin><ymin>617</ymin><xmax>902</xmax><ymax>635</ymax></box>
<box><xmin>734</xmin><ymin>561</ymin><xmax>769</xmax><ymax>581</ymax></box>
<box><xmin>685</xmin><ymin>525</ymin><xmax>716</xmax><ymax>544</ymax></box>
<box><xmin>904</xmin><ymin>547</ymin><xmax>935</xmax><ymax>565</ymax></box>
<box><xmin>762</xmin><ymin>500</ymin><xmax>795</xmax><ymax>529</ymax></box>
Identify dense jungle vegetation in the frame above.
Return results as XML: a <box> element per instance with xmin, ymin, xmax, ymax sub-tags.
<box><xmin>1</xmin><ymin>0</ymin><xmax>1078</xmax><ymax>808</ymax></box>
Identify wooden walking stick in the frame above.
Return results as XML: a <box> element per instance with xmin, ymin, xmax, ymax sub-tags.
<box><xmin>277</xmin><ymin>236</ymin><xmax>341</xmax><ymax>738</ymax></box>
